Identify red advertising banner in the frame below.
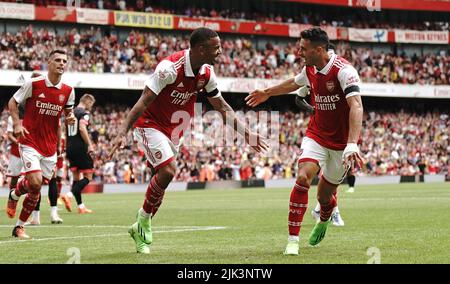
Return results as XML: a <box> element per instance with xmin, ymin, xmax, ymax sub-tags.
<box><xmin>35</xmin><ymin>6</ymin><xmax>77</xmax><ymax>22</ymax></box>
<box><xmin>282</xmin><ymin>0</ymin><xmax>450</xmax><ymax>12</ymax></box>
<box><xmin>174</xmin><ymin>16</ymin><xmax>291</xmax><ymax>37</ymax></box>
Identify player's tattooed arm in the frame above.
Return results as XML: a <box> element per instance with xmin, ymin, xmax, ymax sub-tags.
<box><xmin>109</xmin><ymin>86</ymin><xmax>156</xmax><ymax>159</ymax></box>
<box><xmin>121</xmin><ymin>86</ymin><xmax>157</xmax><ymax>134</ymax></box>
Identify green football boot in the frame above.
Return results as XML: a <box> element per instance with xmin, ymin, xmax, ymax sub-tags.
<box><xmin>128</xmin><ymin>212</ymin><xmax>152</xmax><ymax>254</ymax></box>
<box><xmin>308</xmin><ymin>219</ymin><xmax>331</xmax><ymax>246</ymax></box>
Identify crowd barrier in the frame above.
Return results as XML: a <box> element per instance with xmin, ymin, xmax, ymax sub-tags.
<box><xmin>0</xmin><ymin>175</ymin><xmax>446</xmax><ymax>198</ymax></box>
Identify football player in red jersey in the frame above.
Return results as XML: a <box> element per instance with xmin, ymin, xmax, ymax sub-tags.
<box><xmin>6</xmin><ymin>72</ymin><xmax>42</xmax><ymax>198</ymax></box>
<box><xmin>6</xmin><ymin>50</ymin><xmax>76</xmax><ymax>239</ymax></box>
<box><xmin>246</xmin><ymin>27</ymin><xmax>363</xmax><ymax>255</ymax></box>
<box><xmin>109</xmin><ymin>27</ymin><xmax>268</xmax><ymax>254</ymax></box>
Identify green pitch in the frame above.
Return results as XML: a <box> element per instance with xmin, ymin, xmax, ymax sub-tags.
<box><xmin>0</xmin><ymin>182</ymin><xmax>449</xmax><ymax>264</ymax></box>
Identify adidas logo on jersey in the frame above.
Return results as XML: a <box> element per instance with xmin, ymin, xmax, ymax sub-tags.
<box><xmin>38</xmin><ymin>93</ymin><xmax>46</xmax><ymax>98</ymax></box>
<box><xmin>177</xmin><ymin>82</ymin><xmax>184</xmax><ymax>88</ymax></box>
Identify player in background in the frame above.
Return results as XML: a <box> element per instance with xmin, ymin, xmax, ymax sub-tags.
<box><xmin>55</xmin><ymin>133</ymin><xmax>66</xmax><ymax>201</ymax></box>
<box><xmin>6</xmin><ymin>50</ymin><xmax>76</xmax><ymax>239</ymax></box>
<box><xmin>246</xmin><ymin>27</ymin><xmax>363</xmax><ymax>255</ymax></box>
<box><xmin>346</xmin><ymin>165</ymin><xmax>357</xmax><ymax>193</ymax></box>
<box><xmin>6</xmin><ymin>106</ymin><xmax>25</xmax><ymax>198</ymax></box>
<box><xmin>6</xmin><ymin>72</ymin><xmax>42</xmax><ymax>194</ymax></box>
<box><xmin>109</xmin><ymin>27</ymin><xmax>268</xmax><ymax>254</ymax></box>
<box><xmin>61</xmin><ymin>94</ymin><xmax>96</xmax><ymax>214</ymax></box>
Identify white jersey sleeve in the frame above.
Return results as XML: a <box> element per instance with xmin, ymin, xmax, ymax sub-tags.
<box><xmin>13</xmin><ymin>80</ymin><xmax>33</xmax><ymax>104</ymax></box>
<box><xmin>204</xmin><ymin>67</ymin><xmax>221</xmax><ymax>98</ymax></box>
<box><xmin>145</xmin><ymin>60</ymin><xmax>178</xmax><ymax>95</ymax></box>
<box><xmin>7</xmin><ymin>116</ymin><xmax>13</xmax><ymax>133</ymax></box>
<box><xmin>294</xmin><ymin>67</ymin><xmax>310</xmax><ymax>87</ymax></box>
<box><xmin>337</xmin><ymin>65</ymin><xmax>361</xmax><ymax>98</ymax></box>
<box><xmin>65</xmin><ymin>88</ymin><xmax>75</xmax><ymax>108</ymax></box>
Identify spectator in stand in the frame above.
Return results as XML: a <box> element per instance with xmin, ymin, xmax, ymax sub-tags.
<box><xmin>1</xmin><ymin>26</ymin><xmax>449</xmax><ymax>85</ymax></box>
<box><xmin>0</xmin><ymin>105</ymin><xmax>447</xmax><ymax>184</ymax></box>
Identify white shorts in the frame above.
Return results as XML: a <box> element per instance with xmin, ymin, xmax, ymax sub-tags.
<box><xmin>19</xmin><ymin>144</ymin><xmax>57</xmax><ymax>181</ymax></box>
<box><xmin>298</xmin><ymin>136</ymin><xmax>350</xmax><ymax>185</ymax></box>
<box><xmin>133</xmin><ymin>128</ymin><xmax>179</xmax><ymax>171</ymax></box>
<box><xmin>56</xmin><ymin>157</ymin><xmax>64</xmax><ymax>178</ymax></box>
<box><xmin>6</xmin><ymin>155</ymin><xmax>23</xmax><ymax>177</ymax></box>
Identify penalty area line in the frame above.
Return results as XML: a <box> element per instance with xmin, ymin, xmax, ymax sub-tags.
<box><xmin>0</xmin><ymin>226</ymin><xmax>226</xmax><ymax>245</ymax></box>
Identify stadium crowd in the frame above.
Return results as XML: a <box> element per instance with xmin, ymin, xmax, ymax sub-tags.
<box><xmin>8</xmin><ymin>0</ymin><xmax>450</xmax><ymax>31</ymax></box>
<box><xmin>1</xmin><ymin>26</ymin><xmax>449</xmax><ymax>85</ymax></box>
<box><xmin>0</xmin><ymin>106</ymin><xmax>448</xmax><ymax>185</ymax></box>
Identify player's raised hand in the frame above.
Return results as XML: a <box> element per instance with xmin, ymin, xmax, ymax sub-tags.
<box><xmin>245</xmin><ymin>89</ymin><xmax>270</xmax><ymax>107</ymax></box>
<box><xmin>247</xmin><ymin>132</ymin><xmax>269</xmax><ymax>153</ymax></box>
<box><xmin>108</xmin><ymin>132</ymin><xmax>126</xmax><ymax>160</ymax></box>
<box><xmin>13</xmin><ymin>124</ymin><xmax>29</xmax><ymax>140</ymax></box>
<box><xmin>66</xmin><ymin>112</ymin><xmax>76</xmax><ymax>125</ymax></box>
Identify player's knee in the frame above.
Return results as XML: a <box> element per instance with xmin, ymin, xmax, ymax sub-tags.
<box><xmin>295</xmin><ymin>172</ymin><xmax>311</xmax><ymax>189</ymax></box>
<box><xmin>28</xmin><ymin>179</ymin><xmax>42</xmax><ymax>193</ymax></box>
<box><xmin>158</xmin><ymin>163</ymin><xmax>176</xmax><ymax>181</ymax></box>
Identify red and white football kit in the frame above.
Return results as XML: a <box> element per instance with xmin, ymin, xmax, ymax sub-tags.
<box><xmin>6</xmin><ymin>116</ymin><xmax>23</xmax><ymax>178</ymax></box>
<box><xmin>13</xmin><ymin>76</ymin><xmax>75</xmax><ymax>180</ymax></box>
<box><xmin>294</xmin><ymin>50</ymin><xmax>361</xmax><ymax>184</ymax></box>
<box><xmin>133</xmin><ymin>49</ymin><xmax>220</xmax><ymax>171</ymax></box>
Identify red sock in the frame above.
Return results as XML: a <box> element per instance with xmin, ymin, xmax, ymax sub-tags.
<box><xmin>320</xmin><ymin>195</ymin><xmax>337</xmax><ymax>222</ymax></box>
<box><xmin>142</xmin><ymin>175</ymin><xmax>166</xmax><ymax>217</ymax></box>
<box><xmin>14</xmin><ymin>179</ymin><xmax>30</xmax><ymax>197</ymax></box>
<box><xmin>19</xmin><ymin>192</ymin><xmax>40</xmax><ymax>222</ymax></box>
<box><xmin>288</xmin><ymin>180</ymin><xmax>309</xmax><ymax>236</ymax></box>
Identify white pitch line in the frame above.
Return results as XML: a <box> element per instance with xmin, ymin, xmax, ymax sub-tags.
<box><xmin>0</xmin><ymin>225</ymin><xmax>219</xmax><ymax>229</ymax></box>
<box><xmin>0</xmin><ymin>226</ymin><xmax>226</xmax><ymax>245</ymax></box>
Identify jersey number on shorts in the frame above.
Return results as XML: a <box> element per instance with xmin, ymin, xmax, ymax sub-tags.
<box><xmin>67</xmin><ymin>119</ymin><xmax>78</xmax><ymax>136</ymax></box>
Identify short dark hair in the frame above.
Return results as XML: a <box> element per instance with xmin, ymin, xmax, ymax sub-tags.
<box><xmin>189</xmin><ymin>28</ymin><xmax>218</xmax><ymax>48</ymax></box>
<box><xmin>49</xmin><ymin>49</ymin><xmax>67</xmax><ymax>58</ymax></box>
<box><xmin>300</xmin><ymin>27</ymin><xmax>329</xmax><ymax>49</ymax></box>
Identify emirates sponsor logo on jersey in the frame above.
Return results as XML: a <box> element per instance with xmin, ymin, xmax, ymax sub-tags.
<box><xmin>326</xmin><ymin>81</ymin><xmax>335</xmax><ymax>92</ymax></box>
<box><xmin>170</xmin><ymin>90</ymin><xmax>197</xmax><ymax>106</ymax></box>
<box><xmin>314</xmin><ymin>94</ymin><xmax>340</xmax><ymax>111</ymax></box>
<box><xmin>36</xmin><ymin>100</ymin><xmax>63</xmax><ymax>116</ymax></box>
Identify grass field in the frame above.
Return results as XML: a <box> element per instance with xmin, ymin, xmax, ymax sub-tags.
<box><xmin>0</xmin><ymin>182</ymin><xmax>449</xmax><ymax>264</ymax></box>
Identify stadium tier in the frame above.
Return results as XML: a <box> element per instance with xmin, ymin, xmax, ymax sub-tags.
<box><xmin>0</xmin><ymin>26</ymin><xmax>449</xmax><ymax>84</ymax></box>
